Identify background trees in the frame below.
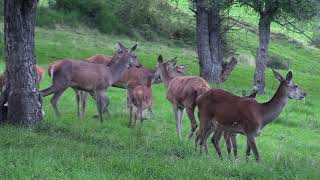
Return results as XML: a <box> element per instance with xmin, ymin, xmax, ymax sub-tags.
<box><xmin>238</xmin><ymin>0</ymin><xmax>320</xmax><ymax>94</ymax></box>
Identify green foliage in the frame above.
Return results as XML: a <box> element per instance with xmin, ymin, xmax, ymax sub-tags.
<box><xmin>311</xmin><ymin>21</ymin><xmax>320</xmax><ymax>48</ymax></box>
<box><xmin>267</xmin><ymin>54</ymin><xmax>289</xmax><ymax>70</ymax></box>
<box><xmin>38</xmin><ymin>0</ymin><xmax>195</xmax><ymax>42</ymax></box>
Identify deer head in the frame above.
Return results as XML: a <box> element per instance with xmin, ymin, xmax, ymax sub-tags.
<box><xmin>117</xmin><ymin>42</ymin><xmax>141</xmax><ymax>67</ymax></box>
<box><xmin>153</xmin><ymin>55</ymin><xmax>180</xmax><ymax>82</ymax></box>
<box><xmin>272</xmin><ymin>69</ymin><xmax>306</xmax><ymax>100</ymax></box>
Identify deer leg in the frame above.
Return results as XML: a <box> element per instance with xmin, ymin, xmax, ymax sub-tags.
<box><xmin>223</xmin><ymin>131</ymin><xmax>232</xmax><ymax>159</ymax></box>
<box><xmin>73</xmin><ymin>89</ymin><xmax>80</xmax><ymax>117</ymax></box>
<box><xmin>134</xmin><ymin>109</ymin><xmax>138</xmax><ymax>126</ymax></box>
<box><xmin>231</xmin><ymin>133</ymin><xmax>238</xmax><ymax>159</ymax></box>
<box><xmin>211</xmin><ymin>128</ymin><xmax>223</xmax><ymax>159</ymax></box>
<box><xmin>186</xmin><ymin>105</ymin><xmax>197</xmax><ymax>139</ymax></box>
<box><xmin>245</xmin><ymin>139</ymin><xmax>251</xmax><ymax>162</ymax></box>
<box><xmin>139</xmin><ymin>107</ymin><xmax>144</xmax><ymax>123</ymax></box>
<box><xmin>128</xmin><ymin>104</ymin><xmax>133</xmax><ymax>127</ymax></box>
<box><xmin>103</xmin><ymin>96</ymin><xmax>111</xmax><ymax>117</ymax></box>
<box><xmin>41</xmin><ymin>86</ymin><xmax>57</xmax><ymax>97</ymax></box>
<box><xmin>95</xmin><ymin>90</ymin><xmax>106</xmax><ymax>123</ymax></box>
<box><xmin>246</xmin><ymin>134</ymin><xmax>259</xmax><ymax>162</ymax></box>
<box><xmin>173</xmin><ymin>105</ymin><xmax>182</xmax><ymax>140</ymax></box>
<box><xmin>126</xmin><ymin>94</ymin><xmax>131</xmax><ymax>112</ymax></box>
<box><xmin>81</xmin><ymin>91</ymin><xmax>88</xmax><ymax>118</ymax></box>
<box><xmin>50</xmin><ymin>89</ymin><xmax>66</xmax><ymax>118</ymax></box>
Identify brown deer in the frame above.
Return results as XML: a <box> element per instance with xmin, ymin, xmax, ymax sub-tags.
<box><xmin>41</xmin><ymin>43</ymin><xmax>141</xmax><ymax>122</ymax></box>
<box><xmin>127</xmin><ymin>73</ymin><xmax>153</xmax><ymax>127</ymax></box>
<box><xmin>195</xmin><ymin>89</ymin><xmax>257</xmax><ymax>158</ymax></box>
<box><xmin>154</xmin><ymin>55</ymin><xmax>210</xmax><ymax>139</ymax></box>
<box><xmin>76</xmin><ymin>56</ymin><xmax>184</xmax><ymax>118</ymax></box>
<box><xmin>196</xmin><ymin>70</ymin><xmax>306</xmax><ymax>161</ymax></box>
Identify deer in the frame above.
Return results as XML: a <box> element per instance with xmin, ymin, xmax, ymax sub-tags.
<box><xmin>196</xmin><ymin>69</ymin><xmax>306</xmax><ymax>161</ymax></box>
<box><xmin>154</xmin><ymin>55</ymin><xmax>210</xmax><ymax>140</ymax></box>
<box><xmin>69</xmin><ymin>55</ymin><xmax>184</xmax><ymax>118</ymax></box>
<box><xmin>127</xmin><ymin>73</ymin><xmax>153</xmax><ymax>127</ymax></box>
<box><xmin>41</xmin><ymin>43</ymin><xmax>141</xmax><ymax>122</ymax></box>
<box><xmin>195</xmin><ymin>89</ymin><xmax>257</xmax><ymax>158</ymax></box>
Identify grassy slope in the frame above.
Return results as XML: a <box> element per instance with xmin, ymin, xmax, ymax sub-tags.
<box><xmin>0</xmin><ymin>4</ymin><xmax>320</xmax><ymax>180</ymax></box>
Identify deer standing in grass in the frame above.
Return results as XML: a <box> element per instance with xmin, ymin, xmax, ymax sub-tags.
<box><xmin>127</xmin><ymin>73</ymin><xmax>153</xmax><ymax>127</ymax></box>
<box><xmin>41</xmin><ymin>43</ymin><xmax>141</xmax><ymax>122</ymax></box>
<box><xmin>154</xmin><ymin>55</ymin><xmax>210</xmax><ymax>139</ymax></box>
<box><xmin>195</xmin><ymin>89</ymin><xmax>257</xmax><ymax>158</ymax></box>
<box><xmin>196</xmin><ymin>70</ymin><xmax>306</xmax><ymax>161</ymax></box>
<box><xmin>49</xmin><ymin>55</ymin><xmax>184</xmax><ymax>118</ymax></box>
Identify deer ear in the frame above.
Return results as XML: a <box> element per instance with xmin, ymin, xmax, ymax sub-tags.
<box><xmin>272</xmin><ymin>69</ymin><xmax>284</xmax><ymax>82</ymax></box>
<box><xmin>286</xmin><ymin>71</ymin><xmax>293</xmax><ymax>81</ymax></box>
<box><xmin>168</xmin><ymin>57</ymin><xmax>177</xmax><ymax>66</ymax></box>
<box><xmin>131</xmin><ymin>44</ymin><xmax>138</xmax><ymax>51</ymax></box>
<box><xmin>117</xmin><ymin>42</ymin><xmax>126</xmax><ymax>50</ymax></box>
<box><xmin>158</xmin><ymin>55</ymin><xmax>163</xmax><ymax>63</ymax></box>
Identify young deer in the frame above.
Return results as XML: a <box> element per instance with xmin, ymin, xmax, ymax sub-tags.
<box><xmin>41</xmin><ymin>43</ymin><xmax>141</xmax><ymax>122</ymax></box>
<box><xmin>155</xmin><ymin>55</ymin><xmax>210</xmax><ymax>139</ymax></box>
<box><xmin>196</xmin><ymin>70</ymin><xmax>306</xmax><ymax>161</ymax></box>
<box><xmin>127</xmin><ymin>74</ymin><xmax>153</xmax><ymax>127</ymax></box>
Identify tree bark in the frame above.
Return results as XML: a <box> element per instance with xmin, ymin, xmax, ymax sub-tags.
<box><xmin>254</xmin><ymin>13</ymin><xmax>271</xmax><ymax>94</ymax></box>
<box><xmin>196</xmin><ymin>0</ymin><xmax>214</xmax><ymax>82</ymax></box>
<box><xmin>4</xmin><ymin>0</ymin><xmax>42</xmax><ymax>125</ymax></box>
<box><xmin>208</xmin><ymin>6</ymin><xmax>223</xmax><ymax>83</ymax></box>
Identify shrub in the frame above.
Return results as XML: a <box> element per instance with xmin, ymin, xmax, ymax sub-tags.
<box><xmin>47</xmin><ymin>0</ymin><xmax>194</xmax><ymax>42</ymax></box>
<box><xmin>267</xmin><ymin>54</ymin><xmax>290</xmax><ymax>70</ymax></box>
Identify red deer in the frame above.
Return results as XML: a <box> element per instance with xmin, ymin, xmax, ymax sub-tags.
<box><xmin>75</xmin><ymin>56</ymin><xmax>184</xmax><ymax>118</ymax></box>
<box><xmin>127</xmin><ymin>74</ymin><xmax>153</xmax><ymax>127</ymax></box>
<box><xmin>41</xmin><ymin>43</ymin><xmax>141</xmax><ymax>122</ymax></box>
<box><xmin>154</xmin><ymin>55</ymin><xmax>210</xmax><ymax>139</ymax></box>
<box><xmin>196</xmin><ymin>70</ymin><xmax>306</xmax><ymax>161</ymax></box>
<box><xmin>195</xmin><ymin>89</ymin><xmax>257</xmax><ymax>158</ymax></box>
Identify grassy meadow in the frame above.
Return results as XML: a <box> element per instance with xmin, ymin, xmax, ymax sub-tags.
<box><xmin>0</xmin><ymin>2</ymin><xmax>320</xmax><ymax>180</ymax></box>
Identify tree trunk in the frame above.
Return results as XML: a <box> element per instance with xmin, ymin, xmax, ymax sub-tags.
<box><xmin>4</xmin><ymin>0</ymin><xmax>42</xmax><ymax>125</ymax></box>
<box><xmin>196</xmin><ymin>0</ymin><xmax>214</xmax><ymax>82</ymax></box>
<box><xmin>254</xmin><ymin>13</ymin><xmax>271</xmax><ymax>94</ymax></box>
<box><xmin>208</xmin><ymin>6</ymin><xmax>223</xmax><ymax>83</ymax></box>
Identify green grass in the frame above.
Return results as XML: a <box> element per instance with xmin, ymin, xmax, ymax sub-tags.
<box><xmin>0</xmin><ymin>24</ymin><xmax>319</xmax><ymax>179</ymax></box>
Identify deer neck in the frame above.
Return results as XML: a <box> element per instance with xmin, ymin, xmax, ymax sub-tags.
<box><xmin>260</xmin><ymin>83</ymin><xmax>288</xmax><ymax>127</ymax></box>
<box><xmin>109</xmin><ymin>54</ymin><xmax>130</xmax><ymax>84</ymax></box>
<box><xmin>159</xmin><ymin>63</ymin><xmax>172</xmax><ymax>88</ymax></box>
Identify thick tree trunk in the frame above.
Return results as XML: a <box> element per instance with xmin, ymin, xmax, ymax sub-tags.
<box><xmin>196</xmin><ymin>0</ymin><xmax>214</xmax><ymax>82</ymax></box>
<box><xmin>254</xmin><ymin>13</ymin><xmax>271</xmax><ymax>94</ymax></box>
<box><xmin>208</xmin><ymin>7</ymin><xmax>223</xmax><ymax>83</ymax></box>
<box><xmin>4</xmin><ymin>0</ymin><xmax>42</xmax><ymax>125</ymax></box>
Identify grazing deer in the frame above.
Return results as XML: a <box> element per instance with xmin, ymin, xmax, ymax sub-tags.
<box><xmin>196</xmin><ymin>70</ymin><xmax>306</xmax><ymax>161</ymax></box>
<box><xmin>155</xmin><ymin>55</ymin><xmax>210</xmax><ymax>139</ymax></box>
<box><xmin>41</xmin><ymin>43</ymin><xmax>141</xmax><ymax>122</ymax></box>
<box><xmin>127</xmin><ymin>74</ymin><xmax>153</xmax><ymax>127</ymax></box>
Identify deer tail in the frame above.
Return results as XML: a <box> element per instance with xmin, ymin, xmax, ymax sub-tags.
<box><xmin>48</xmin><ymin>63</ymin><xmax>55</xmax><ymax>82</ymax></box>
